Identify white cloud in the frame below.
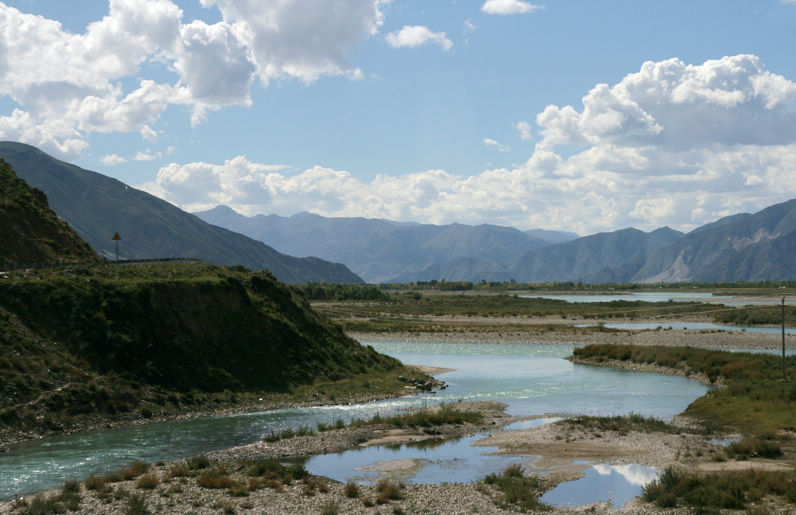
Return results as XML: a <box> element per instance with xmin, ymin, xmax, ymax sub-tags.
<box><xmin>514</xmin><ymin>121</ymin><xmax>532</xmax><ymax>140</ymax></box>
<box><xmin>143</xmin><ymin>55</ymin><xmax>796</xmax><ymax>235</ymax></box>
<box><xmin>140</xmin><ymin>125</ymin><xmax>158</xmax><ymax>142</ymax></box>
<box><xmin>536</xmin><ymin>55</ymin><xmax>796</xmax><ymax>152</ymax></box>
<box><xmin>101</xmin><ymin>154</ymin><xmax>127</xmax><ymax>165</ymax></box>
<box><xmin>386</xmin><ymin>25</ymin><xmax>453</xmax><ymax>51</ymax></box>
<box><xmin>483</xmin><ymin>138</ymin><xmax>511</xmax><ymax>152</ymax></box>
<box><xmin>173</xmin><ymin>20</ymin><xmax>255</xmax><ymax>105</ymax></box>
<box><xmin>481</xmin><ymin>0</ymin><xmax>543</xmax><ymax>15</ymax></box>
<box><xmin>0</xmin><ymin>0</ymin><xmax>388</xmax><ymax>158</ymax></box>
<box><xmin>203</xmin><ymin>0</ymin><xmax>388</xmax><ymax>84</ymax></box>
<box><xmin>134</xmin><ymin>150</ymin><xmax>163</xmax><ymax>161</ymax></box>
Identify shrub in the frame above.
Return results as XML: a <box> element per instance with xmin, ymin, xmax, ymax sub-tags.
<box><xmin>84</xmin><ymin>476</ymin><xmax>109</xmax><ymax>492</ymax></box>
<box><xmin>197</xmin><ymin>467</ymin><xmax>235</xmax><ymax>489</ymax></box>
<box><xmin>344</xmin><ymin>481</ymin><xmax>359</xmax><ymax>498</ymax></box>
<box><xmin>61</xmin><ymin>480</ymin><xmax>80</xmax><ymax>494</ymax></box>
<box><xmin>23</xmin><ymin>495</ymin><xmax>65</xmax><ymax>515</ymax></box>
<box><xmin>135</xmin><ymin>474</ymin><xmax>159</xmax><ymax>490</ymax></box>
<box><xmin>125</xmin><ymin>493</ymin><xmax>148</xmax><ymax>515</ymax></box>
<box><xmin>247</xmin><ymin>458</ymin><xmax>284</xmax><ymax>478</ymax></box>
<box><xmin>375</xmin><ymin>480</ymin><xmax>403</xmax><ymax>504</ymax></box>
<box><xmin>187</xmin><ymin>455</ymin><xmax>211</xmax><ymax>470</ymax></box>
<box><xmin>320</xmin><ymin>500</ymin><xmax>340</xmax><ymax>515</ymax></box>
<box><xmin>484</xmin><ymin>465</ymin><xmax>548</xmax><ymax>512</ymax></box>
<box><xmin>227</xmin><ymin>481</ymin><xmax>249</xmax><ymax>497</ymax></box>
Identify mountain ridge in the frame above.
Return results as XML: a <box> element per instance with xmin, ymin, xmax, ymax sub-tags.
<box><xmin>195</xmin><ymin>206</ymin><xmax>571</xmax><ymax>283</ymax></box>
<box><xmin>0</xmin><ymin>142</ymin><xmax>362</xmax><ymax>284</ymax></box>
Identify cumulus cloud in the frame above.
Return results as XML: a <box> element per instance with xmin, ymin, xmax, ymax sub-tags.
<box><xmin>483</xmin><ymin>138</ymin><xmax>511</xmax><ymax>152</ymax></box>
<box><xmin>514</xmin><ymin>121</ymin><xmax>532</xmax><ymax>140</ymax></box>
<box><xmin>134</xmin><ymin>150</ymin><xmax>163</xmax><ymax>161</ymax></box>
<box><xmin>101</xmin><ymin>154</ymin><xmax>127</xmax><ymax>166</ymax></box>
<box><xmin>0</xmin><ymin>0</ymin><xmax>388</xmax><ymax>158</ymax></box>
<box><xmin>386</xmin><ymin>26</ymin><xmax>453</xmax><ymax>51</ymax></box>
<box><xmin>535</xmin><ymin>55</ymin><xmax>796</xmax><ymax>151</ymax></box>
<box><xmin>143</xmin><ymin>55</ymin><xmax>796</xmax><ymax>235</ymax></box>
<box><xmin>481</xmin><ymin>0</ymin><xmax>543</xmax><ymax>15</ymax></box>
<box><xmin>202</xmin><ymin>0</ymin><xmax>387</xmax><ymax>84</ymax></box>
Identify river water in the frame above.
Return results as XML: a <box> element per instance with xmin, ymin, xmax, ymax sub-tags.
<box><xmin>0</xmin><ymin>341</ymin><xmax>710</xmax><ymax>503</ymax></box>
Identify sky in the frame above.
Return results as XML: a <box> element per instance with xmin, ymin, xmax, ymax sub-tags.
<box><xmin>1</xmin><ymin>0</ymin><xmax>795</xmax><ymax>236</ymax></box>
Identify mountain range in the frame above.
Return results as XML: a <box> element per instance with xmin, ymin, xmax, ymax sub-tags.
<box><xmin>195</xmin><ymin>206</ymin><xmax>578</xmax><ymax>283</ymax></box>
<box><xmin>2</xmin><ymin>141</ymin><xmax>793</xmax><ymax>284</ymax></box>
<box><xmin>197</xmin><ymin>202</ymin><xmax>795</xmax><ymax>284</ymax></box>
<box><xmin>0</xmin><ymin>142</ymin><xmax>362</xmax><ymax>284</ymax></box>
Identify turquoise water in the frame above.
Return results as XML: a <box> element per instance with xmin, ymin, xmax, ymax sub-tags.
<box><xmin>0</xmin><ymin>341</ymin><xmax>709</xmax><ymax>501</ymax></box>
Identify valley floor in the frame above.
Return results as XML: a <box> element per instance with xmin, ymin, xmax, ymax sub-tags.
<box><xmin>351</xmin><ymin>322</ymin><xmax>793</xmax><ymax>350</ymax></box>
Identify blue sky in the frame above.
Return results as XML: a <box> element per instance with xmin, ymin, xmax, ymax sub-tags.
<box><xmin>1</xmin><ymin>0</ymin><xmax>795</xmax><ymax>235</ymax></box>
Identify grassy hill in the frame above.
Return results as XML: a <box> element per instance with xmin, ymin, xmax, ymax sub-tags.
<box><xmin>0</xmin><ymin>142</ymin><xmax>362</xmax><ymax>284</ymax></box>
<box><xmin>0</xmin><ymin>264</ymin><xmax>409</xmax><ymax>437</ymax></box>
<box><xmin>0</xmin><ymin>159</ymin><xmax>97</xmax><ymax>267</ymax></box>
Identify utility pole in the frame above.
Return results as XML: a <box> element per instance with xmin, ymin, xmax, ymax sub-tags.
<box><xmin>112</xmin><ymin>232</ymin><xmax>121</xmax><ymax>263</ymax></box>
<box><xmin>782</xmin><ymin>296</ymin><xmax>787</xmax><ymax>381</ymax></box>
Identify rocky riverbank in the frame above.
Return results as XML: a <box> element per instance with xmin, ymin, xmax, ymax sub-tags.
<box><xmin>0</xmin><ymin>401</ymin><xmax>685</xmax><ymax>514</ymax></box>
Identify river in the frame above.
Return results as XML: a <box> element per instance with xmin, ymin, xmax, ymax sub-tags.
<box><xmin>0</xmin><ymin>341</ymin><xmax>710</xmax><ymax>502</ymax></box>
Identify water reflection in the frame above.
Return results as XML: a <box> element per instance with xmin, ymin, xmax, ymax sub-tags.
<box><xmin>305</xmin><ymin>434</ymin><xmax>526</xmax><ymax>485</ymax></box>
<box><xmin>541</xmin><ymin>463</ymin><xmax>659</xmax><ymax>509</ymax></box>
<box><xmin>1</xmin><ymin>342</ymin><xmax>708</xmax><ymax>500</ymax></box>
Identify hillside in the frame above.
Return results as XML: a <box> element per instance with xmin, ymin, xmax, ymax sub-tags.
<box><xmin>0</xmin><ymin>264</ymin><xmax>406</xmax><ymax>436</ymax></box>
<box><xmin>195</xmin><ymin>206</ymin><xmax>551</xmax><ymax>283</ymax></box>
<box><xmin>509</xmin><ymin>227</ymin><xmax>684</xmax><ymax>283</ymax></box>
<box><xmin>0</xmin><ymin>160</ymin><xmax>97</xmax><ymax>267</ymax></box>
<box><xmin>0</xmin><ymin>142</ymin><xmax>362</xmax><ymax>284</ymax></box>
<box><xmin>619</xmin><ymin>199</ymin><xmax>796</xmax><ymax>283</ymax></box>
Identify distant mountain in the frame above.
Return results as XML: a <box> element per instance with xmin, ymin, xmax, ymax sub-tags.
<box><xmin>195</xmin><ymin>206</ymin><xmax>552</xmax><ymax>283</ymax></box>
<box><xmin>0</xmin><ymin>142</ymin><xmax>362</xmax><ymax>283</ymax></box>
<box><xmin>0</xmin><ymin>159</ymin><xmax>98</xmax><ymax>267</ymax></box>
<box><xmin>509</xmin><ymin>227</ymin><xmax>684</xmax><ymax>283</ymax></box>
<box><xmin>524</xmin><ymin>228</ymin><xmax>579</xmax><ymax>244</ymax></box>
<box><xmin>611</xmin><ymin>199</ymin><xmax>796</xmax><ymax>283</ymax></box>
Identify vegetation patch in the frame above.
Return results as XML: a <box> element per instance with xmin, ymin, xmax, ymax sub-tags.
<box><xmin>483</xmin><ymin>464</ymin><xmax>549</xmax><ymax>512</ymax></box>
<box><xmin>563</xmin><ymin>413</ymin><xmax>681</xmax><ymax>435</ymax></box>
<box><xmin>375</xmin><ymin>479</ymin><xmax>404</xmax><ymax>504</ymax></box>
<box><xmin>0</xmin><ymin>264</ymin><xmax>423</xmax><ymax>440</ymax></box>
<box><xmin>642</xmin><ymin>466</ymin><xmax>796</xmax><ymax>511</ymax></box>
<box><xmin>368</xmin><ymin>403</ymin><xmax>483</xmax><ymax>428</ymax></box>
<box><xmin>573</xmin><ymin>344</ymin><xmax>796</xmax><ymax>435</ymax></box>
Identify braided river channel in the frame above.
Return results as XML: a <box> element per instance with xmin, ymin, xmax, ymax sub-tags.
<box><xmin>1</xmin><ymin>341</ymin><xmax>710</xmax><ymax>506</ymax></box>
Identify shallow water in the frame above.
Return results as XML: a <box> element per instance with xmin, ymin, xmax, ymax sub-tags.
<box><xmin>521</xmin><ymin>292</ymin><xmax>731</xmax><ymax>303</ymax></box>
<box><xmin>521</xmin><ymin>292</ymin><xmax>794</xmax><ymax>307</ymax></box>
<box><xmin>305</xmin><ymin>433</ymin><xmax>527</xmax><ymax>485</ymax></box>
<box><xmin>0</xmin><ymin>341</ymin><xmax>709</xmax><ymax>500</ymax></box>
<box><xmin>541</xmin><ymin>462</ymin><xmax>659</xmax><ymax>509</ymax></box>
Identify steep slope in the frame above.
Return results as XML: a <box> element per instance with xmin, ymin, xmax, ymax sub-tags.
<box><xmin>0</xmin><ymin>142</ymin><xmax>362</xmax><ymax>284</ymax></box>
<box><xmin>509</xmin><ymin>226</ymin><xmax>684</xmax><ymax>283</ymax></box>
<box><xmin>0</xmin><ymin>264</ymin><xmax>402</xmax><ymax>435</ymax></box>
<box><xmin>625</xmin><ymin>199</ymin><xmax>796</xmax><ymax>282</ymax></box>
<box><xmin>0</xmin><ymin>159</ymin><xmax>97</xmax><ymax>267</ymax></box>
<box><xmin>195</xmin><ymin>206</ymin><xmax>550</xmax><ymax>283</ymax></box>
